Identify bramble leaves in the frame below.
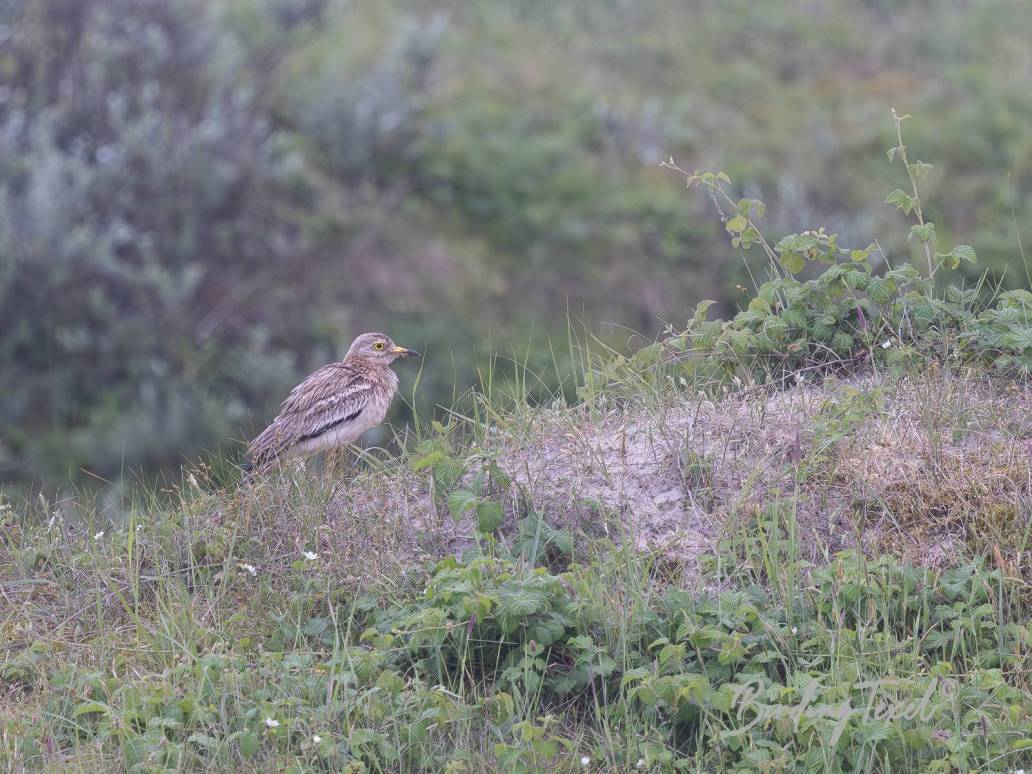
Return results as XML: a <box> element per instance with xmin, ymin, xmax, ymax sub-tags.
<box><xmin>909</xmin><ymin>222</ymin><xmax>936</xmax><ymax>243</ymax></box>
<box><xmin>934</xmin><ymin>244</ymin><xmax>977</xmax><ymax>270</ymax></box>
<box><xmin>885</xmin><ymin>188</ymin><xmax>920</xmax><ymax>215</ymax></box>
<box><xmin>908</xmin><ymin>160</ymin><xmax>933</xmax><ymax>181</ymax></box>
<box><xmin>476</xmin><ymin>501</ymin><xmax>505</xmax><ymax>533</ymax></box>
<box><xmin>658</xmin><ymin>115</ymin><xmax>1028</xmax><ymax>383</ymax></box>
<box><xmin>725</xmin><ymin>214</ymin><xmax>748</xmax><ymax>233</ymax></box>
<box><xmin>850</xmin><ymin>243</ymin><xmax>876</xmax><ymax>262</ymax></box>
<box><xmin>448</xmin><ymin>489</ymin><xmax>479</xmax><ymax>521</ymax></box>
<box><xmin>21</xmin><ymin>504</ymin><xmax>1032</xmax><ymax>774</ymax></box>
<box><xmin>737</xmin><ymin>197</ymin><xmax>765</xmax><ymax>219</ymax></box>
<box><xmin>779</xmin><ymin>251</ymin><xmax>805</xmax><ymax>275</ymax></box>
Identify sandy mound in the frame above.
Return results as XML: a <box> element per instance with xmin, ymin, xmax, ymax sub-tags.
<box><xmin>492</xmin><ymin>373</ymin><xmax>1032</xmax><ymax>577</ymax></box>
<box><xmin>494</xmin><ymin>380</ymin><xmax>851</xmax><ymax>568</ymax></box>
<box><xmin>232</xmin><ymin>371</ymin><xmax>1031</xmax><ymax>581</ymax></box>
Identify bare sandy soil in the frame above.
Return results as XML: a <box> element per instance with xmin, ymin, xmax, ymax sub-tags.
<box><xmin>310</xmin><ymin>372</ymin><xmax>1032</xmax><ymax>581</ymax></box>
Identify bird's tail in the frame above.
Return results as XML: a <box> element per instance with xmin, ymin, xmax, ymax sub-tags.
<box><xmin>242</xmin><ymin>423</ymin><xmax>290</xmax><ymax>478</ymax></box>
<box><xmin>240</xmin><ymin>450</ymin><xmax>275</xmax><ymax>481</ymax></box>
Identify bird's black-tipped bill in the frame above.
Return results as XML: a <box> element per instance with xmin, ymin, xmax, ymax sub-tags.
<box><xmin>393</xmin><ymin>346</ymin><xmax>420</xmax><ymax>358</ymax></box>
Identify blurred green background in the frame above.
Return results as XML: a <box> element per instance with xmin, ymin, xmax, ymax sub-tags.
<box><xmin>3</xmin><ymin>0</ymin><xmax>1032</xmax><ymax>488</ymax></box>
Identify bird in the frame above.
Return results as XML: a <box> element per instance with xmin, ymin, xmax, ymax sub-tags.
<box><xmin>245</xmin><ymin>332</ymin><xmax>419</xmax><ymax>472</ymax></box>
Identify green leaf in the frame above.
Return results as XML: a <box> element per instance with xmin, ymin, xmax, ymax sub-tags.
<box><xmin>412</xmin><ymin>449</ymin><xmax>444</xmax><ymax>472</ymax></box>
<box><xmin>187</xmin><ymin>733</ymin><xmax>219</xmax><ymax>751</ymax></box>
<box><xmin>488</xmin><ymin>692</ymin><xmax>515</xmax><ymax>722</ymax></box>
<box><xmin>475</xmin><ymin>501</ymin><xmax>504</xmax><ymax>533</ymax></box>
<box><xmin>908</xmin><ymin>222</ymin><xmax>935</xmax><ymax>243</ymax></box>
<box><xmin>302</xmin><ymin>616</ymin><xmax>329</xmax><ymax>637</ymax></box>
<box><xmin>725</xmin><ymin>214</ymin><xmax>748</xmax><ymax>234</ymax></box>
<box><xmin>907</xmin><ymin>160</ymin><xmax>933</xmax><ymax>180</ymax></box>
<box><xmin>496</xmin><ymin>588</ymin><xmax>548</xmax><ymax>632</ymax></box>
<box><xmin>739</xmin><ymin>226</ymin><xmax>760</xmax><ymax>249</ymax></box>
<box><xmin>447</xmin><ymin>489</ymin><xmax>478</xmax><ymax>521</ymax></box>
<box><xmin>858</xmin><ymin>719</ymin><xmax>894</xmax><ymax>744</ymax></box>
<box><xmin>432</xmin><ymin>458</ymin><xmax>465</xmax><ymax>490</ymax></box>
<box><xmin>885</xmin><ymin>189</ymin><xmax>918</xmax><ymax>214</ymax></box>
<box><xmin>688</xmin><ymin>300</ymin><xmax>716</xmax><ymax>329</ymax></box>
<box><xmin>486</xmin><ymin>462</ymin><xmax>512</xmax><ymax>491</ymax></box>
<box><xmin>779</xmin><ymin>252</ymin><xmax>805</xmax><ymax>275</ymax></box>
<box><xmin>737</xmin><ymin>197</ymin><xmax>765</xmax><ymax>218</ymax></box>
<box><xmin>238</xmin><ymin>731</ymin><xmax>259</xmax><ymax>759</ymax></box>
<box><xmin>72</xmin><ymin>700</ymin><xmax>109</xmax><ymax>717</ymax></box>
<box><xmin>349</xmin><ymin>728</ymin><xmax>378</xmax><ymax>747</ymax></box>
<box><xmin>747</xmin><ymin>295</ymin><xmax>771</xmax><ymax>314</ymax></box>
<box><xmin>933</xmin><ymin>244</ymin><xmax>973</xmax><ymax>271</ymax></box>
<box><xmin>952</xmin><ymin>244</ymin><xmax>976</xmax><ymax>263</ymax></box>
<box><xmin>775</xmin><ymin>233</ymin><xmax>819</xmax><ymax>254</ymax></box>
<box><xmin>849</xmin><ymin>243</ymin><xmax>876</xmax><ymax>262</ymax></box>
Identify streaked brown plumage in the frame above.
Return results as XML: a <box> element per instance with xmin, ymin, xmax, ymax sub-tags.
<box><xmin>245</xmin><ymin>332</ymin><xmax>419</xmax><ymax>471</ymax></box>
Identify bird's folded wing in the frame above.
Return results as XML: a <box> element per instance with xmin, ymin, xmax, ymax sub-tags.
<box><xmin>293</xmin><ymin>396</ymin><xmax>367</xmax><ymax>444</ymax></box>
<box><xmin>248</xmin><ymin>365</ymin><xmax>375</xmax><ymax>464</ymax></box>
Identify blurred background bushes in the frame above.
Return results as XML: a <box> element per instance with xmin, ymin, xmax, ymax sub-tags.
<box><xmin>2</xmin><ymin>0</ymin><xmax>1032</xmax><ymax>487</ymax></box>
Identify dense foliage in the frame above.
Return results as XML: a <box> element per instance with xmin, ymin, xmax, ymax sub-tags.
<box><xmin>5</xmin><ymin>503</ymin><xmax>1031</xmax><ymax>771</ymax></box>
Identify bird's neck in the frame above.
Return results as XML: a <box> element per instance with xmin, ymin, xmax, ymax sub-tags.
<box><xmin>344</xmin><ymin>356</ymin><xmax>398</xmax><ymax>385</ymax></box>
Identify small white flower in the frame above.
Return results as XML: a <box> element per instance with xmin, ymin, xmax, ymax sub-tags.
<box><xmin>265</xmin><ymin>717</ymin><xmax>279</xmax><ymax>728</ymax></box>
<box><xmin>581</xmin><ymin>756</ymin><xmax>591</xmax><ymax>766</ymax></box>
<box><xmin>636</xmin><ymin>760</ymin><xmax>646</xmax><ymax>769</ymax></box>
<box><xmin>93</xmin><ymin>531</ymin><xmax>105</xmax><ymax>540</ymax></box>
<box><xmin>791</xmin><ymin>626</ymin><xmax>798</xmax><ymax>635</ymax></box>
<box><xmin>303</xmin><ymin>551</ymin><xmax>319</xmax><ymax>561</ymax></box>
<box><xmin>881</xmin><ymin>339</ymin><xmax>892</xmax><ymax>349</ymax></box>
<box><xmin>239</xmin><ymin>563</ymin><xmax>257</xmax><ymax>577</ymax></box>
<box><xmin>312</xmin><ymin>735</ymin><xmax>322</xmax><ymax>743</ymax></box>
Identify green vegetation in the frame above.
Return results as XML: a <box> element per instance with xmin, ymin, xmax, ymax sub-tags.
<box><xmin>3</xmin><ymin>492</ymin><xmax>1030</xmax><ymax>772</ymax></box>
<box><xmin>658</xmin><ymin>111</ymin><xmax>1032</xmax><ymax>383</ymax></box>
<box><xmin>5</xmin><ymin>121</ymin><xmax>1032</xmax><ymax>772</ymax></box>
<box><xmin>4</xmin><ymin>3</ymin><xmax>1032</xmax><ymax>771</ymax></box>
<box><xmin>5</xmin><ymin>0</ymin><xmax>1032</xmax><ymax>486</ymax></box>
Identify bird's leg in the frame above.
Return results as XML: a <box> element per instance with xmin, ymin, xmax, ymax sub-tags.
<box><xmin>323</xmin><ymin>449</ymin><xmax>337</xmax><ymax>485</ymax></box>
<box><xmin>323</xmin><ymin>446</ymin><xmax>355</xmax><ymax>511</ymax></box>
<box><xmin>325</xmin><ymin>447</ymin><xmax>349</xmax><ymax>484</ymax></box>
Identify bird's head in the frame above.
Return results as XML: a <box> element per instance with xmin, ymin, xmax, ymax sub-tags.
<box><xmin>345</xmin><ymin>332</ymin><xmax>420</xmax><ymax>364</ymax></box>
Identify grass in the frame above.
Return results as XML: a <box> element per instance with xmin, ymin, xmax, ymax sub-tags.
<box><xmin>3</xmin><ymin>356</ymin><xmax>1032</xmax><ymax>773</ymax></box>
<box><xmin>6</xmin><ymin>118</ymin><xmax>1032</xmax><ymax>772</ymax></box>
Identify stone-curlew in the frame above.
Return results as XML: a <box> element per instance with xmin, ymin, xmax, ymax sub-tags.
<box><xmin>245</xmin><ymin>332</ymin><xmax>419</xmax><ymax>471</ymax></box>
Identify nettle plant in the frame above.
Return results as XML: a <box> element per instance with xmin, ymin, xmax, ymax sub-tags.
<box><xmin>660</xmin><ymin>112</ymin><xmax>1032</xmax><ymax>382</ymax></box>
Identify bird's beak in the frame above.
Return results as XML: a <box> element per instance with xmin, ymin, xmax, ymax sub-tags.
<box><xmin>392</xmin><ymin>345</ymin><xmax>420</xmax><ymax>358</ymax></box>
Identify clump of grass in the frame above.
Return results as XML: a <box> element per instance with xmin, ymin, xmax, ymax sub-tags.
<box><xmin>849</xmin><ymin>443</ymin><xmax>1032</xmax><ymax>583</ymax></box>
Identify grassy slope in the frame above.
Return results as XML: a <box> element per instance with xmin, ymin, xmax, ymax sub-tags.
<box><xmin>11</xmin><ymin>0</ymin><xmax>1032</xmax><ymax>487</ymax></box>
<box><xmin>2</xmin><ymin>362</ymin><xmax>1032</xmax><ymax>773</ymax></box>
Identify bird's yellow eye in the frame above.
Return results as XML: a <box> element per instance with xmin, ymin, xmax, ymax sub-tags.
<box><xmin>373</xmin><ymin>341</ymin><xmax>386</xmax><ymax>350</ymax></box>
